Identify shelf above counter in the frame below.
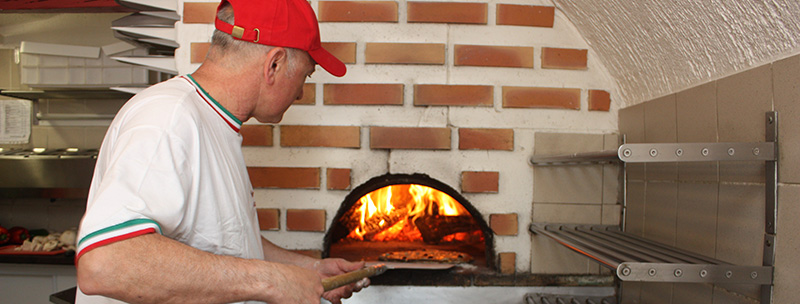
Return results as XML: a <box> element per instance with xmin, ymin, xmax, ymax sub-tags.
<box><xmin>0</xmin><ymin>89</ymin><xmax>133</xmax><ymax>101</ymax></box>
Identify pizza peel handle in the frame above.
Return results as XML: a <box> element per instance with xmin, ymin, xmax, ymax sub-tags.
<box><xmin>322</xmin><ymin>264</ymin><xmax>388</xmax><ymax>291</ymax></box>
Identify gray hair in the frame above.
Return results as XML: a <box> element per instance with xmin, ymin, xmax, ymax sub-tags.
<box><xmin>209</xmin><ymin>2</ymin><xmax>300</xmax><ymax>74</ymax></box>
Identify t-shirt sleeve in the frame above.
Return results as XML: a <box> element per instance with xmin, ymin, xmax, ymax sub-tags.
<box><xmin>77</xmin><ymin>120</ymin><xmax>193</xmax><ymax>261</ymax></box>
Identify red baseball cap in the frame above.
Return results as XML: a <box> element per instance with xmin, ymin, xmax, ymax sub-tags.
<box><xmin>214</xmin><ymin>0</ymin><xmax>346</xmax><ymax>77</ymax></box>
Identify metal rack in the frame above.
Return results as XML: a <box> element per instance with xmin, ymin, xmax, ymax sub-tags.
<box><xmin>529</xmin><ymin>112</ymin><xmax>778</xmax><ymax>303</ymax></box>
<box><xmin>530</xmin><ymin>224</ymin><xmax>772</xmax><ymax>284</ymax></box>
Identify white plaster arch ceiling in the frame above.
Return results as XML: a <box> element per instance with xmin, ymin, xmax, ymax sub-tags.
<box><xmin>552</xmin><ymin>0</ymin><xmax>800</xmax><ymax>107</ymax></box>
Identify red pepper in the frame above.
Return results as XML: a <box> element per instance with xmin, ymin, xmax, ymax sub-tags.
<box><xmin>9</xmin><ymin>227</ymin><xmax>29</xmax><ymax>245</ymax></box>
<box><xmin>0</xmin><ymin>226</ymin><xmax>8</xmax><ymax>245</ymax></box>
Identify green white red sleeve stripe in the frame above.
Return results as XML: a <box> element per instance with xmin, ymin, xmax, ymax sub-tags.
<box><xmin>76</xmin><ymin>218</ymin><xmax>162</xmax><ymax>261</ymax></box>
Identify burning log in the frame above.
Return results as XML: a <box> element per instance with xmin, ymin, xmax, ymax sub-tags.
<box><xmin>413</xmin><ymin>215</ymin><xmax>480</xmax><ymax>244</ymax></box>
<box><xmin>341</xmin><ymin>205</ymin><xmax>408</xmax><ymax>240</ymax></box>
<box><xmin>340</xmin><ymin>185</ymin><xmax>417</xmax><ymax>240</ymax></box>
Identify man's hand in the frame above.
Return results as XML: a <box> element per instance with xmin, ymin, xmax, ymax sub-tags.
<box><xmin>306</xmin><ymin>258</ymin><xmax>370</xmax><ymax>304</ymax></box>
<box><xmin>260</xmin><ymin>237</ymin><xmax>370</xmax><ymax>303</ymax></box>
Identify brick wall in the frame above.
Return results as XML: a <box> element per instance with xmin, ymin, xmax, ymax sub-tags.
<box><xmin>176</xmin><ymin>0</ymin><xmax>619</xmax><ymax>274</ymax></box>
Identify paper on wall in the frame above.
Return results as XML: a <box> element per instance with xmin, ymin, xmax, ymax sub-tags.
<box><xmin>0</xmin><ymin>99</ymin><xmax>32</xmax><ymax>144</ymax></box>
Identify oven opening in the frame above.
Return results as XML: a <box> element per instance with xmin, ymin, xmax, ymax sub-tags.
<box><xmin>323</xmin><ymin>173</ymin><xmax>494</xmax><ymax>269</ymax></box>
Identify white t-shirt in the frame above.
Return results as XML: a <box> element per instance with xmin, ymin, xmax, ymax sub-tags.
<box><xmin>76</xmin><ymin>75</ymin><xmax>264</xmax><ymax>303</ymax></box>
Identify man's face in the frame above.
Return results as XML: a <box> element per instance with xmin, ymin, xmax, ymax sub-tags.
<box><xmin>254</xmin><ymin>50</ymin><xmax>315</xmax><ymax>123</ymax></box>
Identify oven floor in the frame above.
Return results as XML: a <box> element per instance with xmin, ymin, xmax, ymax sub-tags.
<box><xmin>328</xmin><ymin>240</ymin><xmax>487</xmax><ymax>267</ymax></box>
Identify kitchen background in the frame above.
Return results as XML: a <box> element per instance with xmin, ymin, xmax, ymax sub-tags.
<box><xmin>1</xmin><ymin>0</ymin><xmax>799</xmax><ymax>303</ymax></box>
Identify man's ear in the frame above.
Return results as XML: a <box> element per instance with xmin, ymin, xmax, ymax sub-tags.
<box><xmin>263</xmin><ymin>47</ymin><xmax>287</xmax><ymax>85</ymax></box>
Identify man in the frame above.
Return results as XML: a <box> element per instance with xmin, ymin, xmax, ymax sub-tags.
<box><xmin>75</xmin><ymin>0</ymin><xmax>364</xmax><ymax>303</ymax></box>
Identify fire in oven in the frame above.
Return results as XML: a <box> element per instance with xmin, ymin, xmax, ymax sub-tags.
<box><xmin>324</xmin><ymin>173</ymin><xmax>494</xmax><ymax>270</ymax></box>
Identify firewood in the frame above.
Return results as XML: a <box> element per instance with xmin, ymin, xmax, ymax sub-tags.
<box><xmin>341</xmin><ymin>205</ymin><xmax>409</xmax><ymax>240</ymax></box>
<box><xmin>413</xmin><ymin>215</ymin><xmax>481</xmax><ymax>244</ymax></box>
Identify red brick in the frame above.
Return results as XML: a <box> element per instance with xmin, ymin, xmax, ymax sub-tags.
<box><xmin>365</xmin><ymin>43</ymin><xmax>445</xmax><ymax>65</ymax></box>
<box><xmin>286</xmin><ymin>209</ymin><xmax>326</xmax><ymax>232</ymax></box>
<box><xmin>292</xmin><ymin>250</ymin><xmax>323</xmax><ymax>259</ymax></box>
<box><xmin>247</xmin><ymin>167</ymin><xmax>320</xmax><ymax>189</ymax></box>
<box><xmin>323</xmin><ymin>83</ymin><xmax>404</xmax><ymax>105</ymax></box>
<box><xmin>588</xmin><ymin>89</ymin><xmax>611</xmax><ymax>111</ymax></box>
<box><xmin>256</xmin><ymin>208</ymin><xmax>280</xmax><ymax>230</ymax></box>
<box><xmin>498</xmin><ymin>252</ymin><xmax>516</xmax><ymax>274</ymax></box>
<box><xmin>240</xmin><ymin>124</ymin><xmax>273</xmax><ymax>146</ymax></box>
<box><xmin>458</xmin><ymin>128</ymin><xmax>513</xmax><ymax>151</ymax></box>
<box><xmin>541</xmin><ymin>47</ymin><xmax>588</xmax><ymax>70</ymax></box>
<box><xmin>407</xmin><ymin>2</ymin><xmax>487</xmax><ymax>24</ymax></box>
<box><xmin>294</xmin><ymin>83</ymin><xmax>316</xmax><ymax>105</ymax></box>
<box><xmin>370</xmin><ymin>126</ymin><xmax>451</xmax><ymax>150</ymax></box>
<box><xmin>182</xmin><ymin>2</ymin><xmax>217</xmax><ymax>24</ymax></box>
<box><xmin>280</xmin><ymin>125</ymin><xmax>360</xmax><ymax>148</ymax></box>
<box><xmin>490</xmin><ymin>213</ymin><xmax>518</xmax><ymax>236</ymax></box>
<box><xmin>461</xmin><ymin>171</ymin><xmax>499</xmax><ymax>193</ymax></box>
<box><xmin>414</xmin><ymin>84</ymin><xmax>493</xmax><ymax>107</ymax></box>
<box><xmin>496</xmin><ymin>4</ymin><xmax>554</xmax><ymax>27</ymax></box>
<box><xmin>454</xmin><ymin>45</ymin><xmax>533</xmax><ymax>68</ymax></box>
<box><xmin>322</xmin><ymin>42</ymin><xmax>357</xmax><ymax>64</ymax></box>
<box><xmin>318</xmin><ymin>1</ymin><xmax>398</xmax><ymax>22</ymax></box>
<box><xmin>327</xmin><ymin>168</ymin><xmax>351</xmax><ymax>190</ymax></box>
<box><xmin>190</xmin><ymin>42</ymin><xmax>210</xmax><ymax>64</ymax></box>
<box><xmin>502</xmin><ymin>86</ymin><xmax>581</xmax><ymax>110</ymax></box>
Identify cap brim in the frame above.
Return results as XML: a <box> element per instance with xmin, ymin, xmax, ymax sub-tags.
<box><xmin>308</xmin><ymin>47</ymin><xmax>346</xmax><ymax>77</ymax></box>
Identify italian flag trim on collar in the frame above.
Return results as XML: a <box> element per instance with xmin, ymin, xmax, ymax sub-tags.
<box><xmin>183</xmin><ymin>75</ymin><xmax>242</xmax><ymax>133</ymax></box>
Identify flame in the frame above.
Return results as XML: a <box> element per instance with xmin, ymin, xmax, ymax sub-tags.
<box><xmin>344</xmin><ymin>184</ymin><xmax>479</xmax><ymax>242</ymax></box>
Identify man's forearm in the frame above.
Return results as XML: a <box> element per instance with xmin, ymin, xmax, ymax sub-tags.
<box><xmin>261</xmin><ymin>236</ymin><xmax>318</xmax><ymax>267</ymax></box>
<box><xmin>77</xmin><ymin>233</ymin><xmax>321</xmax><ymax>303</ymax></box>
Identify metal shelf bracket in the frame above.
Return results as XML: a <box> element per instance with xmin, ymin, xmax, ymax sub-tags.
<box><xmin>617</xmin><ymin>262</ymin><xmax>772</xmax><ymax>284</ymax></box>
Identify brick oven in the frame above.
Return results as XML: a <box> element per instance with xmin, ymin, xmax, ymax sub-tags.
<box><xmin>173</xmin><ymin>0</ymin><xmax>619</xmax><ymax>289</ymax></box>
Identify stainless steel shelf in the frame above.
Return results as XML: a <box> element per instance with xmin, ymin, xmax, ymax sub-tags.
<box><xmin>0</xmin><ymin>89</ymin><xmax>133</xmax><ymax>100</ymax></box>
<box><xmin>0</xmin><ymin>149</ymin><xmax>97</xmax><ymax>198</ymax></box>
<box><xmin>529</xmin><ymin>112</ymin><xmax>777</xmax><ymax>303</ymax></box>
<box><xmin>530</xmin><ymin>224</ymin><xmax>773</xmax><ymax>285</ymax></box>
<box><xmin>530</xmin><ymin>150</ymin><xmax>619</xmax><ymax>166</ymax></box>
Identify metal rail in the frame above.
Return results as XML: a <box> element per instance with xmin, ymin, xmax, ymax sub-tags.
<box><xmin>617</xmin><ymin>142</ymin><xmax>776</xmax><ymax>163</ymax></box>
<box><xmin>530</xmin><ymin>224</ymin><xmax>773</xmax><ymax>285</ymax></box>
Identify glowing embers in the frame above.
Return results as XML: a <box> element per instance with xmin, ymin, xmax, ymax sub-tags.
<box><xmin>339</xmin><ymin>184</ymin><xmax>484</xmax><ymax>244</ymax></box>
